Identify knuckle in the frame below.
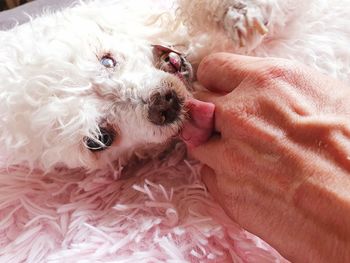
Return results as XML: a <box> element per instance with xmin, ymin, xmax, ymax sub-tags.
<box><xmin>199</xmin><ymin>53</ymin><xmax>223</xmax><ymax>69</ymax></box>
<box><xmin>197</xmin><ymin>53</ymin><xmax>220</xmax><ymax>81</ymax></box>
<box><xmin>253</xmin><ymin>59</ymin><xmax>300</xmax><ymax>87</ymax></box>
<box><xmin>199</xmin><ymin>52</ymin><xmax>233</xmax><ymax>73</ymax></box>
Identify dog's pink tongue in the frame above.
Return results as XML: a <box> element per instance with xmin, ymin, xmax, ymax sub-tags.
<box><xmin>180</xmin><ymin>98</ymin><xmax>215</xmax><ymax>148</ymax></box>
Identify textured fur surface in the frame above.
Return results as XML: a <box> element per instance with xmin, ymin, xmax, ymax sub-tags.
<box><xmin>0</xmin><ymin>0</ymin><xmax>349</xmax><ymax>261</ymax></box>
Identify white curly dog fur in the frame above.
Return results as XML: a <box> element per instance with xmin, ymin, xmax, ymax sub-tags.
<box><xmin>0</xmin><ymin>0</ymin><xmax>349</xmax><ymax>173</ymax></box>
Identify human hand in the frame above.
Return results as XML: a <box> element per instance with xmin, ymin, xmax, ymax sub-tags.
<box><xmin>190</xmin><ymin>53</ymin><xmax>350</xmax><ymax>263</ymax></box>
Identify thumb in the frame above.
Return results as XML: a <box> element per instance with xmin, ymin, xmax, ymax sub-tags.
<box><xmin>197</xmin><ymin>52</ymin><xmax>262</xmax><ymax>93</ymax></box>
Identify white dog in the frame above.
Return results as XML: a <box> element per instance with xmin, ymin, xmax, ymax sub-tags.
<box><xmin>0</xmin><ymin>0</ymin><xmax>349</xmax><ymax>173</ymax></box>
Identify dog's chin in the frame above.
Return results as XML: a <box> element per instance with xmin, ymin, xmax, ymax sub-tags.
<box><xmin>158</xmin><ymin>122</ymin><xmax>184</xmax><ymax>144</ymax></box>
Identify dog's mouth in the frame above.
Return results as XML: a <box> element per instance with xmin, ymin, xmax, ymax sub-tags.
<box><xmin>153</xmin><ymin>44</ymin><xmax>193</xmax><ymax>87</ymax></box>
<box><xmin>83</xmin><ymin>99</ymin><xmax>214</xmax><ymax>153</ymax></box>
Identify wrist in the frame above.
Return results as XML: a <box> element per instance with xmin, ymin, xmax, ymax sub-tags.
<box><xmin>289</xmin><ymin>167</ymin><xmax>350</xmax><ymax>262</ymax></box>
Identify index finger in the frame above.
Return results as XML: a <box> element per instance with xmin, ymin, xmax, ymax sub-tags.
<box><xmin>197</xmin><ymin>53</ymin><xmax>263</xmax><ymax>93</ymax></box>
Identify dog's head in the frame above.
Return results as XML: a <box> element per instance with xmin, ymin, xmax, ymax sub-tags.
<box><xmin>0</xmin><ymin>4</ymin><xmax>193</xmax><ymax>171</ymax></box>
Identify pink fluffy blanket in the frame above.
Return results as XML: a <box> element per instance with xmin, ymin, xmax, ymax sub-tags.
<box><xmin>0</xmin><ymin>1</ymin><xmax>288</xmax><ymax>262</ymax></box>
<box><xmin>0</xmin><ymin>144</ymin><xmax>287</xmax><ymax>262</ymax></box>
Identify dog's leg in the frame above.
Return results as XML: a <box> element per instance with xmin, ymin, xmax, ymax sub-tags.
<box><xmin>177</xmin><ymin>0</ymin><xmax>294</xmax><ymax>52</ymax></box>
<box><xmin>222</xmin><ymin>1</ymin><xmax>268</xmax><ymax>48</ymax></box>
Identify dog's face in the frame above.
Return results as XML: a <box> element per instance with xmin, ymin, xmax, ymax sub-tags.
<box><xmin>0</xmin><ymin>8</ymin><xmax>193</xmax><ymax>171</ymax></box>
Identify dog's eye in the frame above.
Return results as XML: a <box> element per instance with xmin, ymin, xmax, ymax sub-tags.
<box><xmin>160</xmin><ymin>52</ymin><xmax>183</xmax><ymax>73</ymax></box>
<box><xmin>100</xmin><ymin>55</ymin><xmax>116</xmax><ymax>68</ymax></box>
<box><xmin>84</xmin><ymin>128</ymin><xmax>114</xmax><ymax>151</ymax></box>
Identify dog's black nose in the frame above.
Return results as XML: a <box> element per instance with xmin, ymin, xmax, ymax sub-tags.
<box><xmin>148</xmin><ymin>90</ymin><xmax>182</xmax><ymax>125</ymax></box>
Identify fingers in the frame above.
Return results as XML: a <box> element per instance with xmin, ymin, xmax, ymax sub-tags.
<box><xmin>189</xmin><ymin>134</ymin><xmax>225</xmax><ymax>170</ymax></box>
<box><xmin>197</xmin><ymin>53</ymin><xmax>262</xmax><ymax>93</ymax></box>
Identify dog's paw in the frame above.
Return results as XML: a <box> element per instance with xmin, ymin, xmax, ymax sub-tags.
<box><xmin>223</xmin><ymin>2</ymin><xmax>268</xmax><ymax>48</ymax></box>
